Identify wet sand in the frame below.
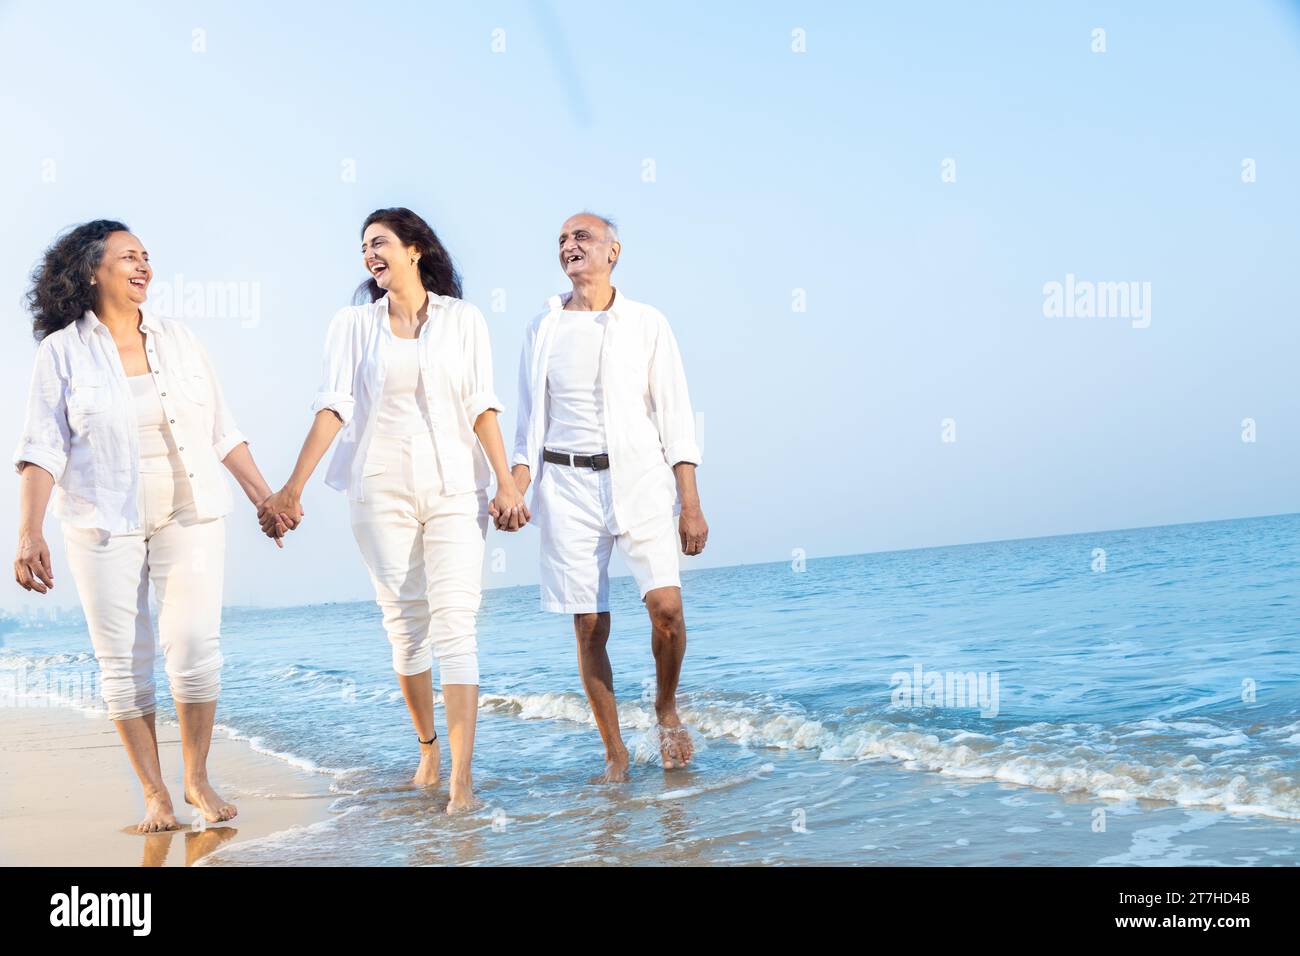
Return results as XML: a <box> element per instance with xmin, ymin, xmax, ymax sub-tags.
<box><xmin>0</xmin><ymin>705</ymin><xmax>339</xmax><ymax>867</ymax></box>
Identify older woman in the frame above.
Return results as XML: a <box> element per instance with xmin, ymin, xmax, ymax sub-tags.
<box><xmin>12</xmin><ymin>220</ymin><xmax>284</xmax><ymax>833</ymax></box>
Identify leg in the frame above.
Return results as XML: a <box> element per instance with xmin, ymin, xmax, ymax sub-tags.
<box><xmin>422</xmin><ymin>490</ymin><xmax>488</xmax><ymax>814</ymax></box>
<box><xmin>645</xmin><ymin>587</ymin><xmax>693</xmax><ymax>769</ymax></box>
<box><xmin>150</xmin><ymin>507</ymin><xmax>233</xmax><ymax>822</ymax></box>
<box><xmin>62</xmin><ymin>523</ymin><xmax>178</xmax><ymax>832</ymax></box>
<box><xmin>349</xmin><ymin>440</ymin><xmax>440</xmax><ymax>787</ymax></box>
<box><xmin>396</xmin><ymin>668</ymin><xmax>440</xmax><ymax>787</ymax></box>
<box><xmin>536</xmin><ymin>464</ymin><xmax>626</xmax><ymax>781</ymax></box>
<box><xmin>617</xmin><ymin>511</ymin><xmax>691</xmax><ymax>769</ymax></box>
<box><xmin>573</xmin><ymin>611</ymin><xmax>630</xmax><ymax>782</ymax></box>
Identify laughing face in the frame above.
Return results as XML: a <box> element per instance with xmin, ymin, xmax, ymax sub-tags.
<box><xmin>558</xmin><ymin>214</ymin><xmax>619</xmax><ymax>281</ymax></box>
<box><xmin>92</xmin><ymin>231</ymin><xmax>151</xmax><ymax>310</ymax></box>
<box><xmin>362</xmin><ymin>222</ymin><xmax>420</xmax><ymax>292</ymax></box>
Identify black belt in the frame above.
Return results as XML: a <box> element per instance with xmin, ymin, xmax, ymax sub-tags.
<box><xmin>544</xmin><ymin>448</ymin><xmax>610</xmax><ymax>470</ymax></box>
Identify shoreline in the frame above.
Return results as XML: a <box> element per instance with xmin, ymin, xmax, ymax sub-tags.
<box><xmin>0</xmin><ymin>705</ymin><xmax>340</xmax><ymax>867</ymax></box>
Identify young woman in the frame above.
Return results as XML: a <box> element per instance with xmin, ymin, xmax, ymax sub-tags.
<box><xmin>12</xmin><ymin>220</ymin><xmax>286</xmax><ymax>833</ymax></box>
<box><xmin>258</xmin><ymin>207</ymin><xmax>525</xmax><ymax>814</ymax></box>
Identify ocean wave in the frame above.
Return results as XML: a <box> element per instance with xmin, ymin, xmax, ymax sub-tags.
<box><xmin>479</xmin><ymin>690</ymin><xmax>1300</xmax><ymax>820</ymax></box>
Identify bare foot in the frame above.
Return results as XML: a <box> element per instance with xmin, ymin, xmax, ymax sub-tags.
<box><xmin>184</xmin><ymin>777</ymin><xmax>238</xmax><ymax>823</ymax></box>
<box><xmin>137</xmin><ymin>790</ymin><xmax>180</xmax><ymax>834</ymax></box>
<box><xmin>589</xmin><ymin>749</ymin><xmax>631</xmax><ymax>784</ymax></box>
<box><xmin>657</xmin><ymin>718</ymin><xmax>694</xmax><ymax>770</ymax></box>
<box><xmin>412</xmin><ymin>745</ymin><xmax>441</xmax><ymax>788</ymax></box>
<box><xmin>446</xmin><ymin>773</ymin><xmax>479</xmax><ymax>815</ymax></box>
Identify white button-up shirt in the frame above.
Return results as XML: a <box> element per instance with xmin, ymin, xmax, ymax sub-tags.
<box><xmin>513</xmin><ymin>289</ymin><xmax>701</xmax><ymax>533</ymax></box>
<box><xmin>12</xmin><ymin>309</ymin><xmax>247</xmax><ymax>533</ymax></box>
<box><xmin>312</xmin><ymin>293</ymin><xmax>504</xmax><ymax>501</ymax></box>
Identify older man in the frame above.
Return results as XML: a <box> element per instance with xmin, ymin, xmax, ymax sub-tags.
<box><xmin>507</xmin><ymin>212</ymin><xmax>707</xmax><ymax>782</ymax></box>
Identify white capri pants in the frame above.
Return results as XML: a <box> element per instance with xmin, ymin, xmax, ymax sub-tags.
<box><xmin>61</xmin><ymin>461</ymin><xmax>226</xmax><ymax>721</ymax></box>
<box><xmin>349</xmin><ymin>431</ymin><xmax>489</xmax><ymax>684</ymax></box>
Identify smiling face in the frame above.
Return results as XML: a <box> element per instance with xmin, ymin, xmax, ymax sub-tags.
<box><xmin>362</xmin><ymin>222</ymin><xmax>421</xmax><ymax>292</ymax></box>
<box><xmin>558</xmin><ymin>214</ymin><xmax>619</xmax><ymax>282</ymax></box>
<box><xmin>91</xmin><ymin>231</ymin><xmax>151</xmax><ymax>311</ymax></box>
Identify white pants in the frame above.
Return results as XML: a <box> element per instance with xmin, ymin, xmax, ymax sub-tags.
<box><xmin>349</xmin><ymin>431</ymin><xmax>489</xmax><ymax>684</ymax></box>
<box><xmin>62</xmin><ymin>462</ymin><xmax>226</xmax><ymax>721</ymax></box>
<box><xmin>536</xmin><ymin>458</ymin><xmax>682</xmax><ymax>614</ymax></box>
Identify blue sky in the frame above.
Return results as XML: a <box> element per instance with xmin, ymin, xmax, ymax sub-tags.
<box><xmin>1</xmin><ymin>1</ymin><xmax>1297</xmax><ymax>610</ymax></box>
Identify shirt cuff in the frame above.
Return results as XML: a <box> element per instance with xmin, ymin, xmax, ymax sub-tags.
<box><xmin>465</xmin><ymin>390</ymin><xmax>505</xmax><ymax>422</ymax></box>
<box><xmin>13</xmin><ymin>444</ymin><xmax>67</xmax><ymax>483</ymax></box>
<box><xmin>213</xmin><ymin>430</ymin><xmax>248</xmax><ymax>461</ymax></box>
<box><xmin>664</xmin><ymin>440</ymin><xmax>701</xmax><ymax>467</ymax></box>
<box><xmin>511</xmin><ymin>451</ymin><xmax>531</xmax><ymax>469</ymax></box>
<box><xmin>311</xmin><ymin>392</ymin><xmax>354</xmax><ymax>426</ymax></box>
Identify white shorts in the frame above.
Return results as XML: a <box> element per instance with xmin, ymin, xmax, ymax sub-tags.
<box><xmin>536</xmin><ymin>458</ymin><xmax>681</xmax><ymax>614</ymax></box>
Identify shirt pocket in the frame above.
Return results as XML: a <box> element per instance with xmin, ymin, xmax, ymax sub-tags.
<box><xmin>604</xmin><ymin>342</ymin><xmax>650</xmax><ymax>395</ymax></box>
<box><xmin>67</xmin><ymin>370</ymin><xmax>111</xmax><ymax>415</ymax></box>
<box><xmin>175</xmin><ymin>363</ymin><xmax>212</xmax><ymax>405</ymax></box>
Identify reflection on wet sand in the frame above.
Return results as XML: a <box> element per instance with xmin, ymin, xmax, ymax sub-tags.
<box><xmin>137</xmin><ymin>825</ymin><xmax>239</xmax><ymax>866</ymax></box>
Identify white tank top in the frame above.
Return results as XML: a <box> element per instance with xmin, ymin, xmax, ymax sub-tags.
<box><xmin>545</xmin><ymin>311</ymin><xmax>607</xmax><ymax>454</ymax></box>
<box><xmin>374</xmin><ymin>335</ymin><xmax>431</xmax><ymax>436</ymax></box>
<box><xmin>129</xmin><ymin>373</ymin><xmax>185</xmax><ymax>473</ymax></box>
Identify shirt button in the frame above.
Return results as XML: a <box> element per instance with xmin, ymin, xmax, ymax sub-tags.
<box><xmin>188</xmin><ymin>473</ymin><xmax>194</xmax><ymax>478</ymax></box>
<box><xmin>178</xmin><ymin>446</ymin><xmax>184</xmax><ymax>452</ymax></box>
<box><xmin>169</xmin><ymin>419</ymin><xmax>175</xmax><ymax>424</ymax></box>
<box><xmin>161</xmin><ymin>392</ymin><xmax>166</xmax><ymax>397</ymax></box>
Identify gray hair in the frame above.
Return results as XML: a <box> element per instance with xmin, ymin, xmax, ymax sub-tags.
<box><xmin>576</xmin><ymin>211</ymin><xmax>619</xmax><ymax>244</ymax></box>
<box><xmin>574</xmin><ymin>211</ymin><xmax>619</xmax><ymax>270</ymax></box>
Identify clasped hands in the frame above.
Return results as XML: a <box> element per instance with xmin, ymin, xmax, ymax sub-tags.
<box><xmin>257</xmin><ymin>487</ymin><xmax>303</xmax><ymax>544</ymax></box>
<box><xmin>253</xmin><ymin>477</ymin><xmax>530</xmax><ymax>543</ymax></box>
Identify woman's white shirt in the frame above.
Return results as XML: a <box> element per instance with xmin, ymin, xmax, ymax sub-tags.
<box><xmin>12</xmin><ymin>309</ymin><xmax>247</xmax><ymax>533</ymax></box>
<box><xmin>311</xmin><ymin>293</ymin><xmax>504</xmax><ymax>500</ymax></box>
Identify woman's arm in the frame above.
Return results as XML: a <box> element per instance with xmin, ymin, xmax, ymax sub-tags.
<box><xmin>220</xmin><ymin>442</ymin><xmax>288</xmax><ymax>547</ymax></box>
<box><xmin>473</xmin><ymin>410</ymin><xmax>529</xmax><ymax>531</ymax></box>
<box><xmin>256</xmin><ymin>409</ymin><xmax>343</xmax><ymax>536</ymax></box>
<box><xmin>14</xmin><ymin>463</ymin><xmax>56</xmax><ymax>593</ymax></box>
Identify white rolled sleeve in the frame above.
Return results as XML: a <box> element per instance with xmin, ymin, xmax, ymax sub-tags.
<box><xmin>13</xmin><ymin>338</ymin><xmax>71</xmax><ymax>482</ymax></box>
<box><xmin>311</xmin><ymin>307</ymin><xmax>358</xmax><ymax>425</ymax></box>
<box><xmin>648</xmin><ymin>312</ymin><xmax>702</xmax><ymax>467</ymax></box>
<box><xmin>462</xmin><ymin>305</ymin><xmax>505</xmax><ymax>422</ymax></box>
<box><xmin>194</xmin><ymin>337</ymin><xmax>248</xmax><ymax>461</ymax></box>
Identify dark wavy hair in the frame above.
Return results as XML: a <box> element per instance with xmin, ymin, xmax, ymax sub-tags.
<box><xmin>353</xmin><ymin>207</ymin><xmax>462</xmax><ymax>304</ymax></box>
<box><xmin>26</xmin><ymin>219</ymin><xmax>131</xmax><ymax>341</ymax></box>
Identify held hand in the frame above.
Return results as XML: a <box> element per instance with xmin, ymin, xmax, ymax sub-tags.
<box><xmin>14</xmin><ymin>532</ymin><xmax>54</xmax><ymax>594</ymax></box>
<box><xmin>510</xmin><ymin>464</ymin><xmax>531</xmax><ymax>497</ymax></box>
<box><xmin>492</xmin><ymin>484</ymin><xmax>531</xmax><ymax>532</ymax></box>
<box><xmin>679</xmin><ymin>506</ymin><xmax>708</xmax><ymax>556</ymax></box>
<box><xmin>258</xmin><ymin>489</ymin><xmax>304</xmax><ymax>543</ymax></box>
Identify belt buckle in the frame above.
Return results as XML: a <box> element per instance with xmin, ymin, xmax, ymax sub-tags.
<box><xmin>590</xmin><ymin>453</ymin><xmax>609</xmax><ymax>471</ymax></box>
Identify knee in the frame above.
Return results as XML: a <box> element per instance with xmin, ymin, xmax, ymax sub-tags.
<box><xmin>573</xmin><ymin>613</ymin><xmax>609</xmax><ymax>652</ymax></box>
<box><xmin>382</xmin><ymin>599</ymin><xmax>431</xmax><ymax>639</ymax></box>
<box><xmin>169</xmin><ymin>669</ymin><xmax>221</xmax><ymax>704</ymax></box>
<box><xmin>646</xmin><ymin>592</ymin><xmax>684</xmax><ymax>634</ymax></box>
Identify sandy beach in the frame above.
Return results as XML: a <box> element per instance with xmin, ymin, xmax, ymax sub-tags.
<box><xmin>0</xmin><ymin>705</ymin><xmax>339</xmax><ymax>867</ymax></box>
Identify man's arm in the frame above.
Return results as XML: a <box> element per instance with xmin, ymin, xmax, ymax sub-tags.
<box><xmin>673</xmin><ymin>461</ymin><xmax>707</xmax><ymax>556</ymax></box>
<box><xmin>510</xmin><ymin>321</ymin><xmax>537</xmax><ymax>496</ymax></box>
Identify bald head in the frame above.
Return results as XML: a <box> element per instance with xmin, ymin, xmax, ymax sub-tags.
<box><xmin>559</xmin><ymin>212</ymin><xmax>621</xmax><ymax>281</ymax></box>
